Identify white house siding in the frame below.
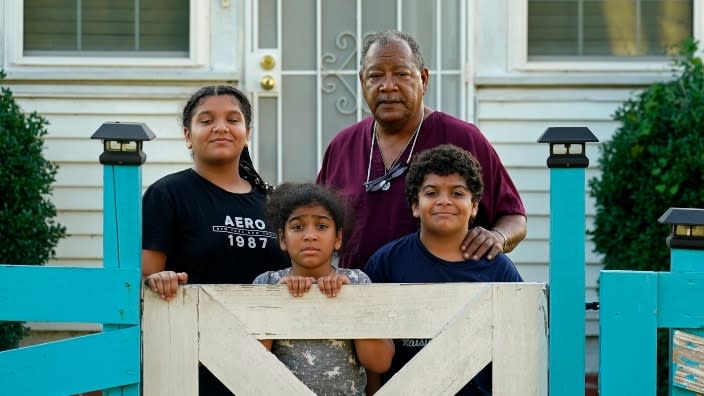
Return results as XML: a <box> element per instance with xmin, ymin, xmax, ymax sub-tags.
<box><xmin>8</xmin><ymin>82</ymin><xmax>216</xmax><ymax>336</ymax></box>
<box><xmin>475</xmin><ymin>85</ymin><xmax>658</xmax><ymax>373</ymax></box>
<box><xmin>468</xmin><ymin>1</ymin><xmax>696</xmax><ymax>374</ymax></box>
<box><xmin>9</xmin><ymin>83</ymin><xmax>209</xmax><ymax>269</ymax></box>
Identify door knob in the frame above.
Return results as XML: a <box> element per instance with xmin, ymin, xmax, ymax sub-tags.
<box><xmin>260</xmin><ymin>75</ymin><xmax>276</xmax><ymax>90</ymax></box>
<box><xmin>260</xmin><ymin>55</ymin><xmax>276</xmax><ymax>70</ymax></box>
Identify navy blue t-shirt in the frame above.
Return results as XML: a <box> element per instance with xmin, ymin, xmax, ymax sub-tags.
<box><xmin>364</xmin><ymin>231</ymin><xmax>523</xmax><ymax>395</ymax></box>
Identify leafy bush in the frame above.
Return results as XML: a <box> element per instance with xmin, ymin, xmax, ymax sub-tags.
<box><xmin>0</xmin><ymin>70</ymin><xmax>66</xmax><ymax>350</ymax></box>
<box><xmin>589</xmin><ymin>39</ymin><xmax>704</xmax><ymax>395</ymax></box>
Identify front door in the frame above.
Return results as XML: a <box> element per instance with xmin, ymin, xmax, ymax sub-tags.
<box><xmin>243</xmin><ymin>0</ymin><xmax>472</xmax><ymax>184</ymax></box>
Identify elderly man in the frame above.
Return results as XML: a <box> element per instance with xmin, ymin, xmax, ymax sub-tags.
<box><xmin>317</xmin><ymin>30</ymin><xmax>527</xmax><ymax>270</ymax></box>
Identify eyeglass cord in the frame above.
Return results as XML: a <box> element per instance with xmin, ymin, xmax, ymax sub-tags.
<box><xmin>365</xmin><ymin>113</ymin><xmax>425</xmax><ymax>186</ymax></box>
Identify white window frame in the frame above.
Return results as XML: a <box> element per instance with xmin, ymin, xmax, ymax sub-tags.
<box><xmin>4</xmin><ymin>0</ymin><xmax>209</xmax><ymax>68</ymax></box>
<box><xmin>508</xmin><ymin>0</ymin><xmax>704</xmax><ymax>72</ymax></box>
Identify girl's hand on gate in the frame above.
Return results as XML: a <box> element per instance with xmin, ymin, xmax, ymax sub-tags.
<box><xmin>317</xmin><ymin>274</ymin><xmax>349</xmax><ymax>298</ymax></box>
<box><xmin>144</xmin><ymin>271</ymin><xmax>188</xmax><ymax>300</ymax></box>
<box><xmin>279</xmin><ymin>275</ymin><xmax>316</xmax><ymax>297</ymax></box>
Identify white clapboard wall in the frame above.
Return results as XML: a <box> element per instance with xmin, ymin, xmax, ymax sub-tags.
<box><xmin>474</xmin><ymin>86</ymin><xmax>638</xmax><ymax>361</ymax></box>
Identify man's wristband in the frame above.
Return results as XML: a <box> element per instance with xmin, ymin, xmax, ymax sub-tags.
<box><xmin>492</xmin><ymin>228</ymin><xmax>507</xmax><ymax>250</ymax></box>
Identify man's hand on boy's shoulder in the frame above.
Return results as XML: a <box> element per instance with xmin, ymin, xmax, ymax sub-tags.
<box><xmin>461</xmin><ymin>227</ymin><xmax>504</xmax><ymax>261</ymax></box>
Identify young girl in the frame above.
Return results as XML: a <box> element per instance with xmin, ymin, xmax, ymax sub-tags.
<box><xmin>253</xmin><ymin>182</ymin><xmax>394</xmax><ymax>396</ymax></box>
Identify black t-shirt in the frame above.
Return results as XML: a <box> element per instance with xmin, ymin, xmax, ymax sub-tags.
<box><xmin>143</xmin><ymin>168</ymin><xmax>288</xmax><ymax>284</ymax></box>
<box><xmin>142</xmin><ymin>168</ymin><xmax>289</xmax><ymax>395</ymax></box>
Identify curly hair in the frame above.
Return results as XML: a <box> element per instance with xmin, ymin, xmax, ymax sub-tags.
<box><xmin>405</xmin><ymin>144</ymin><xmax>483</xmax><ymax>207</ymax></box>
<box><xmin>267</xmin><ymin>182</ymin><xmax>349</xmax><ymax>235</ymax></box>
<box><xmin>180</xmin><ymin>85</ymin><xmax>271</xmax><ymax>194</ymax></box>
<box><xmin>360</xmin><ymin>30</ymin><xmax>426</xmax><ymax>72</ymax></box>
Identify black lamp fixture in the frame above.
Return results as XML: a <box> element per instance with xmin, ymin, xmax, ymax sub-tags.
<box><xmin>537</xmin><ymin>127</ymin><xmax>599</xmax><ymax>168</ymax></box>
<box><xmin>658</xmin><ymin>207</ymin><xmax>704</xmax><ymax>250</ymax></box>
<box><xmin>90</xmin><ymin>121</ymin><xmax>156</xmax><ymax>165</ymax></box>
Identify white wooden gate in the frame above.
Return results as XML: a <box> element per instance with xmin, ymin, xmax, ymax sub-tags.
<box><xmin>143</xmin><ymin>283</ymin><xmax>547</xmax><ymax>395</ymax></box>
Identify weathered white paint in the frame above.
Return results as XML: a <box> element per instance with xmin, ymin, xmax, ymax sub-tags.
<box><xmin>142</xmin><ymin>286</ymin><xmax>199</xmax><ymax>396</ymax></box>
<box><xmin>672</xmin><ymin>330</ymin><xmax>704</xmax><ymax>393</ymax></box>
<box><xmin>142</xmin><ymin>283</ymin><xmax>548</xmax><ymax>396</ymax></box>
<box><xmin>379</xmin><ymin>287</ymin><xmax>493</xmax><ymax>395</ymax></box>
<box><xmin>492</xmin><ymin>283</ymin><xmax>549</xmax><ymax>395</ymax></box>
<box><xmin>198</xmin><ymin>287</ymin><xmax>314</xmax><ymax>395</ymax></box>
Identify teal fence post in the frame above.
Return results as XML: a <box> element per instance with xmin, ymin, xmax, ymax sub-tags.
<box><xmin>659</xmin><ymin>208</ymin><xmax>704</xmax><ymax>395</ymax></box>
<box><xmin>92</xmin><ymin>122</ymin><xmax>155</xmax><ymax>396</ymax></box>
<box><xmin>538</xmin><ymin>127</ymin><xmax>598</xmax><ymax>396</ymax></box>
<box><xmin>0</xmin><ymin>122</ymin><xmax>154</xmax><ymax>395</ymax></box>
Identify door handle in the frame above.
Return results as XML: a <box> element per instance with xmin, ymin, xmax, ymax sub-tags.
<box><xmin>260</xmin><ymin>75</ymin><xmax>276</xmax><ymax>90</ymax></box>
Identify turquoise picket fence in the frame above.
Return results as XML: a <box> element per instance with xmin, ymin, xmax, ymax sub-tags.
<box><xmin>0</xmin><ymin>122</ymin><xmax>153</xmax><ymax>395</ymax></box>
<box><xmin>600</xmin><ymin>215</ymin><xmax>704</xmax><ymax>396</ymax></box>
<box><xmin>540</xmin><ymin>127</ymin><xmax>704</xmax><ymax>396</ymax></box>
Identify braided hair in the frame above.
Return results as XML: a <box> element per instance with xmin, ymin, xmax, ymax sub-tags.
<box><xmin>181</xmin><ymin>85</ymin><xmax>272</xmax><ymax>194</ymax></box>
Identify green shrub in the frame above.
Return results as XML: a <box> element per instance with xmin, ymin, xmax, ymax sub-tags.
<box><xmin>0</xmin><ymin>70</ymin><xmax>66</xmax><ymax>350</ymax></box>
<box><xmin>589</xmin><ymin>39</ymin><xmax>704</xmax><ymax>395</ymax></box>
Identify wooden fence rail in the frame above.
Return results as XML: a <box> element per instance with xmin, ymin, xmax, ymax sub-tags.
<box><xmin>143</xmin><ymin>283</ymin><xmax>548</xmax><ymax>396</ymax></box>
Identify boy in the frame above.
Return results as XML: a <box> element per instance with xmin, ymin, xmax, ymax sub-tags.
<box><xmin>364</xmin><ymin>144</ymin><xmax>523</xmax><ymax>395</ymax></box>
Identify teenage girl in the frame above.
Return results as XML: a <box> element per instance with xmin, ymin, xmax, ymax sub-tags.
<box><xmin>142</xmin><ymin>85</ymin><xmax>289</xmax><ymax>396</ymax></box>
